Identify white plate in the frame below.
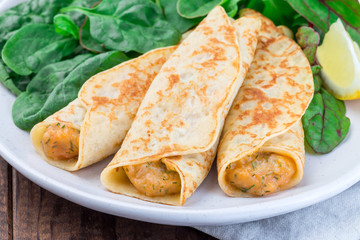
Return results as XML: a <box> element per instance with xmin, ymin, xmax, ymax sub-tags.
<box><xmin>1</xmin><ymin>83</ymin><xmax>360</xmax><ymax>226</ymax></box>
<box><xmin>1</xmin><ymin>1</ymin><xmax>360</xmax><ymax>227</ymax></box>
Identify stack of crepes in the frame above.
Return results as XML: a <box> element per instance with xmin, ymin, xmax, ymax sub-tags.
<box><xmin>30</xmin><ymin>6</ymin><xmax>314</xmax><ymax>206</ymax></box>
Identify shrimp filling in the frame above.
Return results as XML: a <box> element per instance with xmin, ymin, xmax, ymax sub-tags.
<box><xmin>226</xmin><ymin>152</ymin><xmax>295</xmax><ymax>196</ymax></box>
<box><xmin>123</xmin><ymin>161</ymin><xmax>181</xmax><ymax>197</ymax></box>
<box><xmin>41</xmin><ymin>123</ymin><xmax>80</xmax><ymax>161</ymax></box>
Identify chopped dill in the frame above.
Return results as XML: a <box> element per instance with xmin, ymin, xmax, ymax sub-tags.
<box><xmin>240</xmin><ymin>184</ymin><xmax>255</xmax><ymax>193</ymax></box>
<box><xmin>251</xmin><ymin>161</ymin><xmax>256</xmax><ymax>170</ymax></box>
<box><xmin>172</xmin><ymin>181</ymin><xmax>177</xmax><ymax>184</ymax></box>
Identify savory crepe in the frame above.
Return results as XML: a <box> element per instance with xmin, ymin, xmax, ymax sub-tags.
<box><xmin>30</xmin><ymin>46</ymin><xmax>176</xmax><ymax>171</ymax></box>
<box><xmin>100</xmin><ymin>7</ymin><xmax>261</xmax><ymax>206</ymax></box>
<box><xmin>217</xmin><ymin>9</ymin><xmax>314</xmax><ymax>197</ymax></box>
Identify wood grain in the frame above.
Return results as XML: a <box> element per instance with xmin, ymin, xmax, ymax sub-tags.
<box><xmin>0</xmin><ymin>158</ymin><xmax>10</xmax><ymax>239</ymax></box>
<box><xmin>1</xmin><ymin>155</ymin><xmax>215</xmax><ymax>239</ymax></box>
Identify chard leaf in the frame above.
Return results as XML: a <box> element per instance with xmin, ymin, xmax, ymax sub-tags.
<box><xmin>302</xmin><ymin>88</ymin><xmax>350</xmax><ymax>154</ymax></box>
<box><xmin>177</xmin><ymin>0</ymin><xmax>222</xmax><ymax>18</ymax></box>
<box><xmin>287</xmin><ymin>0</ymin><xmax>360</xmax><ymax>45</ymax></box>
<box><xmin>295</xmin><ymin>26</ymin><xmax>320</xmax><ymax>65</ymax></box>
<box><xmin>159</xmin><ymin>0</ymin><xmax>202</xmax><ymax>33</ymax></box>
<box><xmin>62</xmin><ymin>0</ymin><xmax>181</xmax><ymax>53</ymax></box>
<box><xmin>12</xmin><ymin>51</ymin><xmax>128</xmax><ymax>130</ymax></box>
<box><xmin>54</xmin><ymin>14</ymin><xmax>79</xmax><ymax>40</ymax></box>
<box><xmin>2</xmin><ymin>23</ymin><xmax>77</xmax><ymax>76</ymax></box>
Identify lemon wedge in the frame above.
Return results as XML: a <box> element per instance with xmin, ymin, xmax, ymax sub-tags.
<box><xmin>316</xmin><ymin>19</ymin><xmax>360</xmax><ymax>100</ymax></box>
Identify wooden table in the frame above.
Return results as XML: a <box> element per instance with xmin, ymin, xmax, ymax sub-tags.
<box><xmin>0</xmin><ymin>156</ymin><xmax>215</xmax><ymax>239</ymax></box>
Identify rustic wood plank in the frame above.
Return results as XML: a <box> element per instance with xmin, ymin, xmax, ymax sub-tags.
<box><xmin>0</xmin><ymin>157</ymin><xmax>11</xmax><ymax>240</ymax></box>
<box><xmin>12</xmin><ymin>170</ymin><xmax>215</xmax><ymax>239</ymax></box>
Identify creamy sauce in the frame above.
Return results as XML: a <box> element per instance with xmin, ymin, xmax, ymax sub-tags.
<box><xmin>226</xmin><ymin>152</ymin><xmax>295</xmax><ymax>196</ymax></box>
<box><xmin>41</xmin><ymin>123</ymin><xmax>80</xmax><ymax>161</ymax></box>
<box><xmin>124</xmin><ymin>160</ymin><xmax>181</xmax><ymax>197</ymax></box>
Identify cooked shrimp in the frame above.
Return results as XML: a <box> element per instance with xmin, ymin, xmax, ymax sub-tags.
<box><xmin>41</xmin><ymin>123</ymin><xmax>80</xmax><ymax>161</ymax></box>
<box><xmin>123</xmin><ymin>160</ymin><xmax>181</xmax><ymax>197</ymax></box>
<box><xmin>226</xmin><ymin>152</ymin><xmax>295</xmax><ymax>196</ymax></box>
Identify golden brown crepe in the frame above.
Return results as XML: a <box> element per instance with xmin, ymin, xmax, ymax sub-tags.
<box><xmin>217</xmin><ymin>9</ymin><xmax>314</xmax><ymax>197</ymax></box>
<box><xmin>30</xmin><ymin>46</ymin><xmax>176</xmax><ymax>171</ymax></box>
<box><xmin>100</xmin><ymin>7</ymin><xmax>261</xmax><ymax>206</ymax></box>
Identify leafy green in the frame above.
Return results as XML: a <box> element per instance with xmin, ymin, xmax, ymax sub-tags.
<box><xmin>222</xmin><ymin>0</ymin><xmax>243</xmax><ymax>18</ymax></box>
<box><xmin>302</xmin><ymin>88</ymin><xmax>350</xmax><ymax>154</ymax></box>
<box><xmin>12</xmin><ymin>51</ymin><xmax>128</xmax><ymax>130</ymax></box>
<box><xmin>62</xmin><ymin>0</ymin><xmax>181</xmax><ymax>53</ymax></box>
<box><xmin>0</xmin><ymin>0</ymin><xmax>74</xmax><ymax>50</ymax></box>
<box><xmin>0</xmin><ymin>60</ymin><xmax>21</xmax><ymax>95</ymax></box>
<box><xmin>2</xmin><ymin>23</ymin><xmax>78</xmax><ymax>76</ymax></box>
<box><xmin>245</xmin><ymin>0</ymin><xmax>307</xmax><ymax>33</ymax></box>
<box><xmin>177</xmin><ymin>0</ymin><xmax>222</xmax><ymax>18</ymax></box>
<box><xmin>79</xmin><ymin>18</ymin><xmax>107</xmax><ymax>53</ymax></box>
<box><xmin>295</xmin><ymin>26</ymin><xmax>350</xmax><ymax>154</ymax></box>
<box><xmin>54</xmin><ymin>14</ymin><xmax>79</xmax><ymax>39</ymax></box>
<box><xmin>287</xmin><ymin>0</ymin><xmax>360</xmax><ymax>45</ymax></box>
<box><xmin>159</xmin><ymin>0</ymin><xmax>202</xmax><ymax>33</ymax></box>
<box><xmin>295</xmin><ymin>27</ymin><xmax>320</xmax><ymax>65</ymax></box>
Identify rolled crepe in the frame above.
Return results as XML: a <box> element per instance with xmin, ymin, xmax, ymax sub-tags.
<box><xmin>217</xmin><ymin>9</ymin><xmax>314</xmax><ymax>197</ymax></box>
<box><xmin>100</xmin><ymin>7</ymin><xmax>261</xmax><ymax>206</ymax></box>
<box><xmin>30</xmin><ymin>46</ymin><xmax>176</xmax><ymax>171</ymax></box>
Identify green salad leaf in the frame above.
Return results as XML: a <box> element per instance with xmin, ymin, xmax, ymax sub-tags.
<box><xmin>287</xmin><ymin>0</ymin><xmax>360</xmax><ymax>45</ymax></box>
<box><xmin>302</xmin><ymin>88</ymin><xmax>350</xmax><ymax>154</ymax></box>
<box><xmin>295</xmin><ymin>26</ymin><xmax>350</xmax><ymax>154</ymax></box>
<box><xmin>12</xmin><ymin>51</ymin><xmax>128</xmax><ymax>130</ymax></box>
<box><xmin>54</xmin><ymin>14</ymin><xmax>79</xmax><ymax>40</ymax></box>
<box><xmin>177</xmin><ymin>0</ymin><xmax>222</xmax><ymax>18</ymax></box>
<box><xmin>0</xmin><ymin>0</ymin><xmax>74</xmax><ymax>50</ymax></box>
<box><xmin>295</xmin><ymin>27</ymin><xmax>320</xmax><ymax>65</ymax></box>
<box><xmin>159</xmin><ymin>0</ymin><xmax>202</xmax><ymax>33</ymax></box>
<box><xmin>79</xmin><ymin>18</ymin><xmax>107</xmax><ymax>53</ymax></box>
<box><xmin>62</xmin><ymin>0</ymin><xmax>181</xmax><ymax>53</ymax></box>
<box><xmin>2</xmin><ymin>23</ymin><xmax>77</xmax><ymax>76</ymax></box>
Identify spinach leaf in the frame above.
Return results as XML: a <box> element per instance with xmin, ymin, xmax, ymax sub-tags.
<box><xmin>54</xmin><ymin>14</ymin><xmax>79</xmax><ymax>40</ymax></box>
<box><xmin>62</xmin><ymin>0</ymin><xmax>181</xmax><ymax>53</ymax></box>
<box><xmin>177</xmin><ymin>0</ymin><xmax>222</xmax><ymax>18</ymax></box>
<box><xmin>0</xmin><ymin>60</ymin><xmax>21</xmax><ymax>95</ymax></box>
<box><xmin>287</xmin><ymin>0</ymin><xmax>360</xmax><ymax>45</ymax></box>
<box><xmin>159</xmin><ymin>0</ymin><xmax>202</xmax><ymax>33</ymax></box>
<box><xmin>2</xmin><ymin>23</ymin><xmax>78</xmax><ymax>76</ymax></box>
<box><xmin>221</xmin><ymin>0</ymin><xmax>243</xmax><ymax>18</ymax></box>
<box><xmin>245</xmin><ymin>0</ymin><xmax>308</xmax><ymax>33</ymax></box>
<box><xmin>79</xmin><ymin>18</ymin><xmax>107</xmax><ymax>53</ymax></box>
<box><xmin>0</xmin><ymin>0</ymin><xmax>74</xmax><ymax>51</ymax></box>
<box><xmin>302</xmin><ymin>88</ymin><xmax>350</xmax><ymax>154</ymax></box>
<box><xmin>12</xmin><ymin>51</ymin><xmax>128</xmax><ymax>130</ymax></box>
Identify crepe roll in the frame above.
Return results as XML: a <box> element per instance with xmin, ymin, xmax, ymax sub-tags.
<box><xmin>30</xmin><ymin>46</ymin><xmax>176</xmax><ymax>171</ymax></box>
<box><xmin>101</xmin><ymin>7</ymin><xmax>261</xmax><ymax>206</ymax></box>
<box><xmin>217</xmin><ymin>10</ymin><xmax>314</xmax><ymax>197</ymax></box>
